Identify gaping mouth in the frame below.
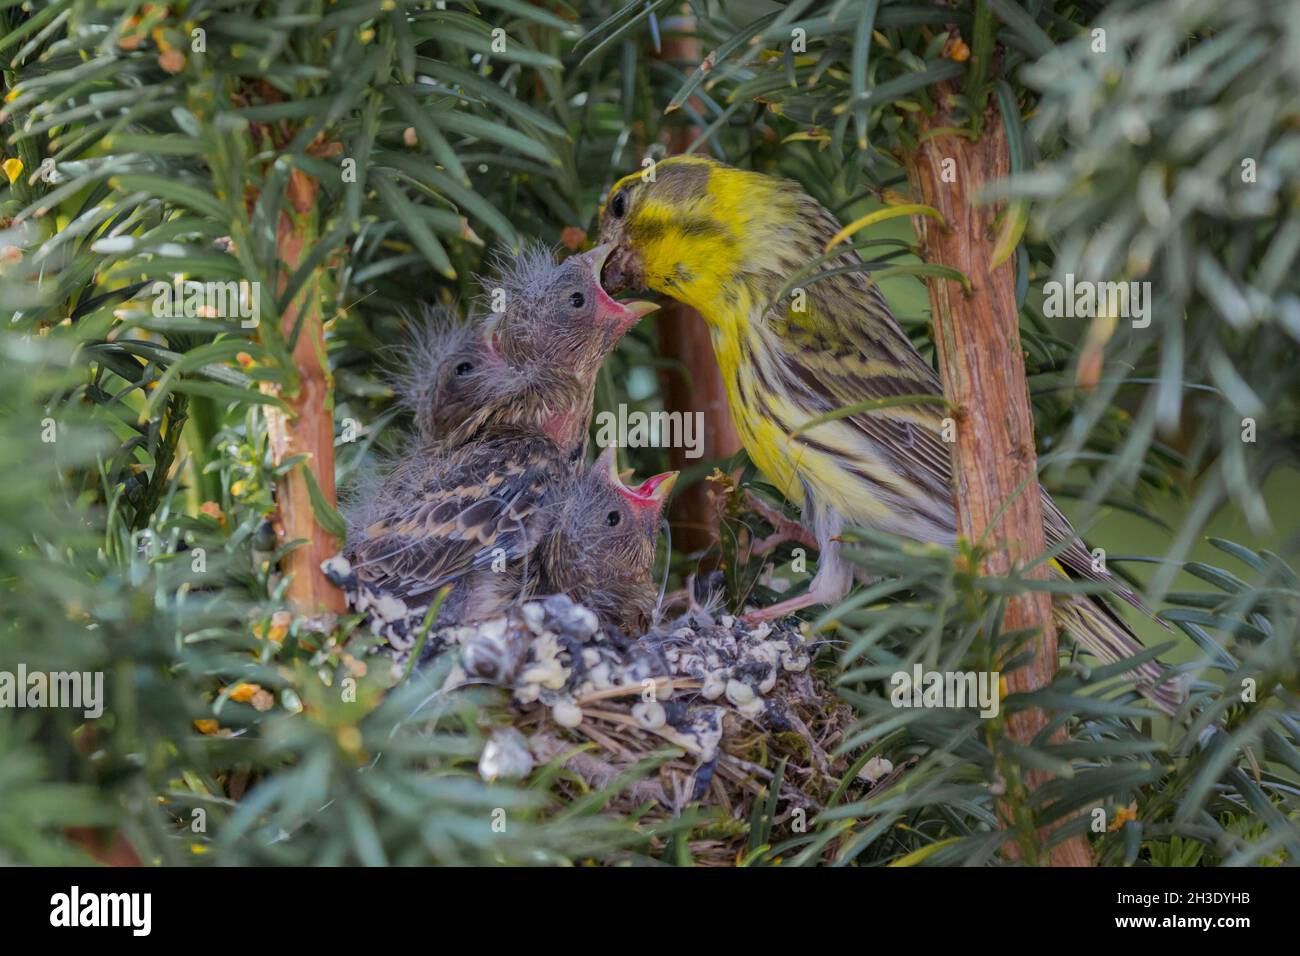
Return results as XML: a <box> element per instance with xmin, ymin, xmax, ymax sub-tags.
<box><xmin>596</xmin><ymin>446</ymin><xmax>678</xmax><ymax>509</ymax></box>
<box><xmin>631</xmin><ymin>471</ymin><xmax>678</xmax><ymax>503</ymax></box>
<box><xmin>584</xmin><ymin>243</ymin><xmax>656</xmax><ymax>329</ymax></box>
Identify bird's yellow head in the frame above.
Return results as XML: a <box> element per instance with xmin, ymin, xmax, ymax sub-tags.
<box><xmin>597</xmin><ymin>155</ymin><xmax>797</xmax><ymax>318</ymax></box>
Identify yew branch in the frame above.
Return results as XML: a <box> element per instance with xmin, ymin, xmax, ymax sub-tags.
<box><xmin>264</xmin><ymin>175</ymin><xmax>345</xmax><ymax>615</ymax></box>
<box><xmin>907</xmin><ymin>89</ymin><xmax>1091</xmax><ymax>866</ymax></box>
<box><xmin>654</xmin><ymin>12</ymin><xmax>742</xmax><ymax>555</ymax></box>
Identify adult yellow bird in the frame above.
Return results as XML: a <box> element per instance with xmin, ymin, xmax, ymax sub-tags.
<box><xmin>598</xmin><ymin>155</ymin><xmax>1181</xmax><ymax>713</ymax></box>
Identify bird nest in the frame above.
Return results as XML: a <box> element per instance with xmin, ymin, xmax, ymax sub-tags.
<box><xmin>350</xmin><ymin>578</ymin><xmax>878</xmax><ymax>862</ymax></box>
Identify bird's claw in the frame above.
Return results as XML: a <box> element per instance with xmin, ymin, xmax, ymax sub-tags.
<box><xmin>745</xmin><ymin>491</ymin><xmax>817</xmax><ymax>556</ymax></box>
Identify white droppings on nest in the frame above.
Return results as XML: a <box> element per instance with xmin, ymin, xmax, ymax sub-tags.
<box><xmin>442</xmin><ymin>663</ymin><xmax>467</xmax><ymax>692</ymax></box>
<box><xmin>322</xmin><ymin>555</ymin><xmax>352</xmax><ymax>580</ymax></box>
<box><xmin>570</xmin><ymin>605</ymin><xmax>599</xmax><ymax>639</ymax></box>
<box><xmin>374</xmin><ymin>593</ymin><xmax>408</xmax><ymax>622</ymax></box>
<box><xmin>701</xmin><ymin>671</ymin><xmax>726</xmax><ymax>700</ymax></box>
<box><xmin>751</xmin><ymin>642</ymin><xmax>782</xmax><ymax>693</ymax></box>
<box><xmin>632</xmin><ymin>700</ymin><xmax>666</xmax><ymax>729</ymax></box>
<box><xmin>479</xmin><ymin>726</ymin><xmax>534</xmax><ymax>781</ymax></box>
<box><xmin>386</xmin><ymin>595</ymin><xmax>814</xmax><ymax>784</ymax></box>
<box><xmin>476</xmin><ymin>616</ymin><xmax>508</xmax><ymax>641</ymax></box>
<box><xmin>461</xmin><ymin>615</ymin><xmax>522</xmax><ymax>682</ymax></box>
<box><xmin>858</xmin><ymin>755</ymin><xmax>894</xmax><ymax>785</ymax></box>
<box><xmin>724</xmin><ymin>679</ymin><xmax>766</xmax><ymax>720</ymax></box>
<box><xmin>521</xmin><ymin>601</ymin><xmax>546</xmax><ymax>635</ymax></box>
<box><xmin>587</xmin><ymin>660</ymin><xmax>612</xmax><ymax>690</ymax></box>
<box><xmin>519</xmin><ymin>632</ymin><xmax>568</xmax><ymax>689</ymax></box>
<box><xmin>551</xmin><ymin>699</ymin><xmax>583</xmax><ymax>728</ymax></box>
<box><xmin>725</xmin><ymin>678</ymin><xmax>754</xmax><ymax>707</ymax></box>
<box><xmin>446</xmin><ymin>624</ymin><xmax>479</xmax><ymax>645</ymax></box>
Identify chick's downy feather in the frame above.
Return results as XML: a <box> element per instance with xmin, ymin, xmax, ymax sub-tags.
<box><xmin>344</xmin><ymin>246</ymin><xmax>657</xmax><ymax>631</ymax></box>
<box><xmin>539</xmin><ymin>447</ymin><xmax>675</xmax><ymax>634</ymax></box>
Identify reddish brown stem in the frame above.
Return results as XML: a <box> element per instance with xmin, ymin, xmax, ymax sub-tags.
<box><xmin>264</xmin><ymin>177</ymin><xmax>345</xmax><ymax>615</ymax></box>
<box><xmin>654</xmin><ymin>12</ymin><xmax>742</xmax><ymax>555</ymax></box>
<box><xmin>907</xmin><ymin>87</ymin><xmax>1091</xmax><ymax>866</ymax></box>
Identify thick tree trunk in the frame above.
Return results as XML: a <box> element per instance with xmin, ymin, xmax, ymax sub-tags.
<box><xmin>264</xmin><ymin>176</ymin><xmax>345</xmax><ymax>615</ymax></box>
<box><xmin>907</xmin><ymin>90</ymin><xmax>1091</xmax><ymax>866</ymax></box>
<box><xmin>655</xmin><ymin>14</ymin><xmax>742</xmax><ymax>554</ymax></box>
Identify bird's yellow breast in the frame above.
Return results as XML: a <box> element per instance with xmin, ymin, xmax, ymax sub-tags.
<box><xmin>707</xmin><ymin>308</ymin><xmax>890</xmax><ymax>523</ymax></box>
<box><xmin>710</xmin><ymin>324</ymin><xmax>807</xmax><ymax>510</ymax></box>
<box><xmin>620</xmin><ymin>158</ymin><xmax>903</xmax><ymax>525</ymax></box>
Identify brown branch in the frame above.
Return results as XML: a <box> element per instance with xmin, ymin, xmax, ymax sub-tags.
<box><xmin>654</xmin><ymin>12</ymin><xmax>742</xmax><ymax>556</ymax></box>
<box><xmin>264</xmin><ymin>171</ymin><xmax>345</xmax><ymax>615</ymax></box>
<box><xmin>906</xmin><ymin>87</ymin><xmax>1091</xmax><ymax>866</ymax></box>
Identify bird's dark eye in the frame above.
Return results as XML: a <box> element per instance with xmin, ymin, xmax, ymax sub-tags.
<box><xmin>569</xmin><ymin>291</ymin><xmax>585</xmax><ymax>309</ymax></box>
<box><xmin>610</xmin><ymin>193</ymin><xmax>626</xmax><ymax>218</ymax></box>
<box><xmin>455</xmin><ymin>361</ymin><xmax>473</xmax><ymax>376</ymax></box>
<box><xmin>606</xmin><ymin>510</ymin><xmax>621</xmax><ymax>527</ymax></box>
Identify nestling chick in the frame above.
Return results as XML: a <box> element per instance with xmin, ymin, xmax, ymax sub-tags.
<box><xmin>393</xmin><ymin>244</ymin><xmax>659</xmax><ymax>449</ymax></box>
<box><xmin>346</xmin><ymin>428</ymin><xmax>568</xmax><ymax>628</ymax></box>
<box><xmin>487</xmin><ymin>242</ymin><xmax>658</xmax><ymax>377</ymax></box>
<box><xmin>346</xmin><ymin>346</ymin><xmax>589</xmax><ymax>626</ymax></box>
<box><xmin>540</xmin><ymin>445</ymin><xmax>677</xmax><ymax>635</ymax></box>
<box><xmin>391</xmin><ymin>304</ymin><xmax>493</xmax><ymax>444</ymax></box>
<box><xmin>392</xmin><ymin>304</ymin><xmax>586</xmax><ymax>452</ymax></box>
<box><xmin>344</xmin><ymin>246</ymin><xmax>659</xmax><ymax>633</ymax></box>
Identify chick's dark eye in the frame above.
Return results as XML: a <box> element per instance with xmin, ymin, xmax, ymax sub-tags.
<box><xmin>569</xmin><ymin>291</ymin><xmax>585</xmax><ymax>309</ymax></box>
<box><xmin>455</xmin><ymin>361</ymin><xmax>473</xmax><ymax>376</ymax></box>
<box><xmin>610</xmin><ymin>193</ymin><xmax>626</xmax><ymax>218</ymax></box>
<box><xmin>605</xmin><ymin>510</ymin><xmax>621</xmax><ymax>527</ymax></box>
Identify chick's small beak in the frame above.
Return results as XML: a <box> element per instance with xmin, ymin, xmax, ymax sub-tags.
<box><xmin>628</xmin><ymin>471</ymin><xmax>677</xmax><ymax>526</ymax></box>
<box><xmin>585</xmin><ymin>242</ymin><xmax>655</xmax><ymax>329</ymax></box>
<box><xmin>596</xmin><ymin>443</ymin><xmax>620</xmax><ymax>484</ymax></box>
<box><xmin>638</xmin><ymin>471</ymin><xmax>678</xmax><ymax>504</ymax></box>
<box><xmin>480</xmin><ymin>313</ymin><xmax>502</xmax><ymax>355</ymax></box>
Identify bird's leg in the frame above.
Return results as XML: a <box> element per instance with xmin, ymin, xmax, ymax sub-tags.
<box><xmin>743</xmin><ymin>507</ymin><xmax>853</xmax><ymax>623</ymax></box>
<box><xmin>742</xmin><ymin>569</ymin><xmax>847</xmax><ymax>622</ymax></box>
<box><xmin>745</xmin><ymin>491</ymin><xmax>818</xmax><ymax>557</ymax></box>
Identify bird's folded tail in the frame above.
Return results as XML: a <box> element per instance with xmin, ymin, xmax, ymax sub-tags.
<box><xmin>1051</xmin><ymin>584</ymin><xmax>1184</xmax><ymax>716</ymax></box>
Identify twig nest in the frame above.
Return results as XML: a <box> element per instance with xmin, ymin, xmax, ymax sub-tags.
<box><xmin>479</xmin><ymin>727</ymin><xmax>534</xmax><ymax>781</ymax></box>
<box><xmin>362</xmin><ymin>592</ymin><xmax>840</xmax><ymax>817</ymax></box>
